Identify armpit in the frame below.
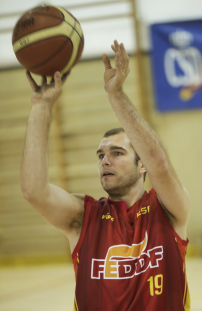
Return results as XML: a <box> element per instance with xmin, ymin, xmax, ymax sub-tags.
<box><xmin>161</xmin><ymin>205</ymin><xmax>176</xmax><ymax>228</ymax></box>
<box><xmin>157</xmin><ymin>195</ymin><xmax>177</xmax><ymax>229</ymax></box>
<box><xmin>69</xmin><ymin>210</ymin><xmax>84</xmax><ymax>234</ymax></box>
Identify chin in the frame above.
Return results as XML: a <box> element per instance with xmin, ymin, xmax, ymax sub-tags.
<box><xmin>102</xmin><ymin>183</ymin><xmax>121</xmax><ymax>196</ymax></box>
<box><xmin>101</xmin><ymin>182</ymin><xmax>113</xmax><ymax>193</ymax></box>
<box><xmin>102</xmin><ymin>180</ymin><xmax>136</xmax><ymax>197</ymax></box>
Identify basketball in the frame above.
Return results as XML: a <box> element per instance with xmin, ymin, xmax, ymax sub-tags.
<box><xmin>12</xmin><ymin>5</ymin><xmax>84</xmax><ymax>76</ymax></box>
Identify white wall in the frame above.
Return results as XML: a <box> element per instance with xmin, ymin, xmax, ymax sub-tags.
<box><xmin>1</xmin><ymin>0</ymin><xmax>202</xmax><ymax>69</ymax></box>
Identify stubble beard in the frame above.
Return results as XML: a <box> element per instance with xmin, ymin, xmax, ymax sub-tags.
<box><xmin>101</xmin><ymin>168</ymin><xmax>138</xmax><ymax>199</ymax></box>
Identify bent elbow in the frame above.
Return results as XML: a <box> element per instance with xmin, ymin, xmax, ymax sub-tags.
<box><xmin>21</xmin><ymin>181</ymin><xmax>50</xmax><ymax>204</ymax></box>
<box><xmin>20</xmin><ymin>182</ymin><xmax>40</xmax><ymax>203</ymax></box>
<box><xmin>21</xmin><ymin>184</ymin><xmax>34</xmax><ymax>202</ymax></box>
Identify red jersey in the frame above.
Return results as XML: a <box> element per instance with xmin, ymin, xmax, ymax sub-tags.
<box><xmin>72</xmin><ymin>189</ymin><xmax>190</xmax><ymax>311</ymax></box>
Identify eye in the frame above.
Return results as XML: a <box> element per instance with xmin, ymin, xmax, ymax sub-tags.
<box><xmin>114</xmin><ymin>151</ymin><xmax>122</xmax><ymax>156</ymax></box>
<box><xmin>98</xmin><ymin>154</ymin><xmax>105</xmax><ymax>160</ymax></box>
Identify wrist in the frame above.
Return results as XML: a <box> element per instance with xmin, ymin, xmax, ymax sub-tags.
<box><xmin>31</xmin><ymin>94</ymin><xmax>57</xmax><ymax>111</ymax></box>
<box><xmin>32</xmin><ymin>102</ymin><xmax>53</xmax><ymax>113</ymax></box>
<box><xmin>31</xmin><ymin>103</ymin><xmax>52</xmax><ymax>125</ymax></box>
<box><xmin>107</xmin><ymin>88</ymin><xmax>125</xmax><ymax>100</ymax></box>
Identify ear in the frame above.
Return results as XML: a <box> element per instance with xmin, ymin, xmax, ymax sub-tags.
<box><xmin>138</xmin><ymin>160</ymin><xmax>147</xmax><ymax>176</ymax></box>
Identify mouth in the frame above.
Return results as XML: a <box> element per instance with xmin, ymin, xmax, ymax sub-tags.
<box><xmin>102</xmin><ymin>172</ymin><xmax>115</xmax><ymax>178</ymax></box>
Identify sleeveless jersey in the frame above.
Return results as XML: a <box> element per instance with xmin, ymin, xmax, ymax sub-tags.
<box><xmin>72</xmin><ymin>189</ymin><xmax>190</xmax><ymax>311</ymax></box>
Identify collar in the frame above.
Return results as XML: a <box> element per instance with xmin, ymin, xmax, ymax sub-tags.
<box><xmin>107</xmin><ymin>190</ymin><xmax>147</xmax><ymax>210</ymax></box>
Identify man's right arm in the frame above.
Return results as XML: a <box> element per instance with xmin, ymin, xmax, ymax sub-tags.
<box><xmin>20</xmin><ymin>71</ymin><xmax>84</xmax><ymax>252</ymax></box>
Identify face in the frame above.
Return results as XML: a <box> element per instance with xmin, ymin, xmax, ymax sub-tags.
<box><xmin>97</xmin><ymin>133</ymin><xmax>139</xmax><ymax>197</ymax></box>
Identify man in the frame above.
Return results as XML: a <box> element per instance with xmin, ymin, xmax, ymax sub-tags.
<box><xmin>21</xmin><ymin>40</ymin><xmax>191</xmax><ymax>311</ymax></box>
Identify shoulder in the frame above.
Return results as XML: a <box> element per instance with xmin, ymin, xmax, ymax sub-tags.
<box><xmin>71</xmin><ymin>193</ymin><xmax>85</xmax><ymax>202</ymax></box>
<box><xmin>72</xmin><ymin>193</ymin><xmax>105</xmax><ymax>209</ymax></box>
<box><xmin>71</xmin><ymin>193</ymin><xmax>93</xmax><ymax>209</ymax></box>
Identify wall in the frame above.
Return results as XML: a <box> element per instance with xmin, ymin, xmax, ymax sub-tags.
<box><xmin>1</xmin><ymin>0</ymin><xmax>202</xmax><ymax>68</ymax></box>
<box><xmin>0</xmin><ymin>54</ymin><xmax>201</xmax><ymax>264</ymax></box>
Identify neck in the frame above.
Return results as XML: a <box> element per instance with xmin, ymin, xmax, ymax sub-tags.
<box><xmin>109</xmin><ymin>180</ymin><xmax>145</xmax><ymax>208</ymax></box>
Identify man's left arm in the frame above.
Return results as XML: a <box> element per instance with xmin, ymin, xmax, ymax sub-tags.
<box><xmin>102</xmin><ymin>41</ymin><xmax>191</xmax><ymax>238</ymax></box>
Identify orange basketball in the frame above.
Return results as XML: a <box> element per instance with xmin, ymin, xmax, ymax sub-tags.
<box><xmin>12</xmin><ymin>5</ymin><xmax>84</xmax><ymax>76</ymax></box>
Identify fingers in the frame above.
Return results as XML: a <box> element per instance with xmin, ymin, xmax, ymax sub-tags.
<box><xmin>26</xmin><ymin>71</ymin><xmax>39</xmax><ymax>91</ymax></box>
<box><xmin>102</xmin><ymin>54</ymin><xmax>112</xmax><ymax>70</ymax></box>
<box><xmin>120</xmin><ymin>43</ymin><xmax>129</xmax><ymax>67</ymax></box>
<box><xmin>111</xmin><ymin>40</ymin><xmax>129</xmax><ymax>66</ymax></box>
<box><xmin>115</xmin><ymin>52</ymin><xmax>122</xmax><ymax>74</ymax></box>
<box><xmin>53</xmin><ymin>71</ymin><xmax>62</xmax><ymax>92</ymax></box>
<box><xmin>111</xmin><ymin>40</ymin><xmax>120</xmax><ymax>53</ymax></box>
<box><xmin>50</xmin><ymin>70</ymin><xmax>70</xmax><ymax>88</ymax></box>
<box><xmin>41</xmin><ymin>76</ymin><xmax>47</xmax><ymax>86</ymax></box>
<box><xmin>112</xmin><ymin>40</ymin><xmax>123</xmax><ymax>70</ymax></box>
<box><xmin>49</xmin><ymin>71</ymin><xmax>61</xmax><ymax>88</ymax></box>
<box><xmin>112</xmin><ymin>41</ymin><xmax>129</xmax><ymax>76</ymax></box>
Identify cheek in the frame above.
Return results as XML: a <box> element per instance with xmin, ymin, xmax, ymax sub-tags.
<box><xmin>115</xmin><ymin>159</ymin><xmax>128</xmax><ymax>172</ymax></box>
<box><xmin>118</xmin><ymin>159</ymin><xmax>136</xmax><ymax>172</ymax></box>
<box><xmin>98</xmin><ymin>162</ymin><xmax>102</xmax><ymax>175</ymax></box>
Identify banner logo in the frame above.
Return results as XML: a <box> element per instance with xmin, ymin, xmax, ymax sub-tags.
<box><xmin>91</xmin><ymin>232</ymin><xmax>163</xmax><ymax>279</ymax></box>
<box><xmin>169</xmin><ymin>30</ymin><xmax>193</xmax><ymax>48</ymax></box>
<box><xmin>165</xmin><ymin>30</ymin><xmax>202</xmax><ymax>98</ymax></box>
<box><xmin>151</xmin><ymin>20</ymin><xmax>202</xmax><ymax>111</ymax></box>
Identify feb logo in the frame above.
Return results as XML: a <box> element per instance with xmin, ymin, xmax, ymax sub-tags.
<box><xmin>164</xmin><ymin>30</ymin><xmax>202</xmax><ymax>101</ymax></box>
<box><xmin>91</xmin><ymin>232</ymin><xmax>163</xmax><ymax>279</ymax></box>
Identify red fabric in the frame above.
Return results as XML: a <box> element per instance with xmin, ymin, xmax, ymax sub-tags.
<box><xmin>72</xmin><ymin>189</ymin><xmax>190</xmax><ymax>311</ymax></box>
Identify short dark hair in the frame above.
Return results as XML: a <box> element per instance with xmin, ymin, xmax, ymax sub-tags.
<box><xmin>103</xmin><ymin>128</ymin><xmax>147</xmax><ymax>182</ymax></box>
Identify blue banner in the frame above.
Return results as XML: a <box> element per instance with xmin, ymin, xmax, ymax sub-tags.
<box><xmin>150</xmin><ymin>20</ymin><xmax>202</xmax><ymax>112</ymax></box>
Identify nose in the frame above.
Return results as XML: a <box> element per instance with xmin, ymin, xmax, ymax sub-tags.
<box><xmin>102</xmin><ymin>154</ymin><xmax>111</xmax><ymax>166</ymax></box>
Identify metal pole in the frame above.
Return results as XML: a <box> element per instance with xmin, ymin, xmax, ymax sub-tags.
<box><xmin>130</xmin><ymin>0</ymin><xmax>153</xmax><ymax>190</ymax></box>
<box><xmin>130</xmin><ymin>0</ymin><xmax>151</xmax><ymax>124</ymax></box>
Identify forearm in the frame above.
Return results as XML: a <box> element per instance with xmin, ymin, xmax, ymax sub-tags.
<box><xmin>21</xmin><ymin>104</ymin><xmax>52</xmax><ymax>200</ymax></box>
<box><xmin>108</xmin><ymin>90</ymin><xmax>168</xmax><ymax>175</ymax></box>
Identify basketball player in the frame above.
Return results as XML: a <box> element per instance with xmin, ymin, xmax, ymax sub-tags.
<box><xmin>21</xmin><ymin>40</ymin><xmax>191</xmax><ymax>311</ymax></box>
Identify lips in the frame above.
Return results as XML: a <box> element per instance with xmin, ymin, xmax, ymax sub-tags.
<box><xmin>102</xmin><ymin>171</ymin><xmax>115</xmax><ymax>177</ymax></box>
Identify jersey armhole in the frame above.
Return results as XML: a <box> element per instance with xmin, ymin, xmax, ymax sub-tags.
<box><xmin>72</xmin><ymin>194</ymin><xmax>95</xmax><ymax>260</ymax></box>
<box><xmin>149</xmin><ymin>188</ymin><xmax>189</xmax><ymax>247</ymax></box>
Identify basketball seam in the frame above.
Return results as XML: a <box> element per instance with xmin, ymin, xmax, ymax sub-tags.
<box><xmin>25</xmin><ymin>38</ymin><xmax>73</xmax><ymax>71</ymax></box>
<box><xmin>56</xmin><ymin>10</ymin><xmax>83</xmax><ymax>45</ymax></box>
<box><xmin>63</xmin><ymin>16</ymin><xmax>83</xmax><ymax>45</ymax></box>
<box><xmin>68</xmin><ymin>18</ymin><xmax>76</xmax><ymax>42</ymax></box>
<box><xmin>30</xmin><ymin>12</ymin><xmax>64</xmax><ymax>21</ymax></box>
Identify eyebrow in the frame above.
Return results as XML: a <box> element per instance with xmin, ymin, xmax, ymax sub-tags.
<box><xmin>96</xmin><ymin>146</ymin><xmax>127</xmax><ymax>154</ymax></box>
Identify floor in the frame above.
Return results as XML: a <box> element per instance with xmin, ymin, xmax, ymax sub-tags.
<box><xmin>0</xmin><ymin>258</ymin><xmax>201</xmax><ymax>311</ymax></box>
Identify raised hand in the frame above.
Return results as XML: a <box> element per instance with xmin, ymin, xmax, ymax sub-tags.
<box><xmin>26</xmin><ymin>71</ymin><xmax>69</xmax><ymax>110</ymax></box>
<box><xmin>102</xmin><ymin>40</ymin><xmax>130</xmax><ymax>96</ymax></box>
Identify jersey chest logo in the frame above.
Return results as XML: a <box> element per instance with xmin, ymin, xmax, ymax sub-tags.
<box><xmin>91</xmin><ymin>232</ymin><xmax>163</xmax><ymax>279</ymax></box>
